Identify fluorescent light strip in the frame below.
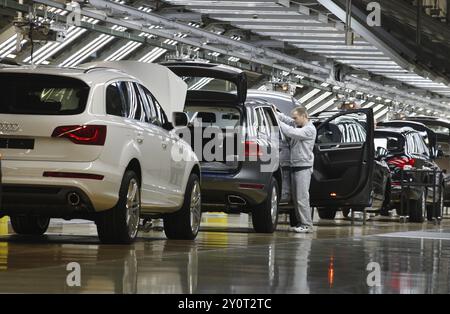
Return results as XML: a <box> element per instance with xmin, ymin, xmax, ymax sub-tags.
<box><xmin>0</xmin><ymin>35</ymin><xmax>17</xmax><ymax>56</ymax></box>
<box><xmin>139</xmin><ymin>47</ymin><xmax>167</xmax><ymax>63</ymax></box>
<box><xmin>299</xmin><ymin>88</ymin><xmax>321</xmax><ymax>103</ymax></box>
<box><xmin>0</xmin><ymin>35</ymin><xmax>17</xmax><ymax>51</ymax></box>
<box><xmin>190</xmin><ymin>77</ymin><xmax>214</xmax><ymax>90</ymax></box>
<box><xmin>0</xmin><ymin>38</ymin><xmax>26</xmax><ymax>58</ymax></box>
<box><xmin>310</xmin><ymin>98</ymin><xmax>337</xmax><ymax>115</ymax></box>
<box><xmin>60</xmin><ymin>34</ymin><xmax>114</xmax><ymax>67</ymax></box>
<box><xmin>104</xmin><ymin>41</ymin><xmax>142</xmax><ymax>61</ymax></box>
<box><xmin>305</xmin><ymin>92</ymin><xmax>333</xmax><ymax>109</ymax></box>
<box><xmin>375</xmin><ymin>108</ymin><xmax>389</xmax><ymax>120</ymax></box>
<box><xmin>69</xmin><ymin>35</ymin><xmax>114</xmax><ymax>67</ymax></box>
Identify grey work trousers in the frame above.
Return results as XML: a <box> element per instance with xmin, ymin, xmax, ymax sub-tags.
<box><xmin>290</xmin><ymin>168</ymin><xmax>313</xmax><ymax>228</ymax></box>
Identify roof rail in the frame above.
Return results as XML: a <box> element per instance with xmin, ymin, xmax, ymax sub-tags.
<box><xmin>83</xmin><ymin>66</ymin><xmax>126</xmax><ymax>74</ymax></box>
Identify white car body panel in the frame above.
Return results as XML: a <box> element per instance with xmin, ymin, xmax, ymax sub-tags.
<box><xmin>0</xmin><ymin>64</ymin><xmax>199</xmax><ymax>216</ymax></box>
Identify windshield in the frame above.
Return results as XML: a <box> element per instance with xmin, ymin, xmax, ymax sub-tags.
<box><xmin>0</xmin><ymin>73</ymin><xmax>89</xmax><ymax>115</ymax></box>
<box><xmin>182</xmin><ymin>76</ymin><xmax>237</xmax><ymax>93</ymax></box>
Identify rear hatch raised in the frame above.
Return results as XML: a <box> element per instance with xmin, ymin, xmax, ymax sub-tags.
<box><xmin>163</xmin><ymin>62</ymin><xmax>248</xmax><ymax>173</ymax></box>
<box><xmin>0</xmin><ymin>72</ymin><xmax>102</xmax><ymax>162</ymax></box>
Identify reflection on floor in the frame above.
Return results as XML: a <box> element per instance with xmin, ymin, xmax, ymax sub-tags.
<box><xmin>0</xmin><ymin>211</ymin><xmax>450</xmax><ymax>293</ymax></box>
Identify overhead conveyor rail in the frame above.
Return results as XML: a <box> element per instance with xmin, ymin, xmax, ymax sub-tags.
<box><xmin>0</xmin><ymin>0</ymin><xmax>449</xmax><ymax>117</ymax></box>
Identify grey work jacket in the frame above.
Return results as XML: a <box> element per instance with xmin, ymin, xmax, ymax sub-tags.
<box><xmin>277</xmin><ymin>112</ymin><xmax>317</xmax><ymax>168</ymax></box>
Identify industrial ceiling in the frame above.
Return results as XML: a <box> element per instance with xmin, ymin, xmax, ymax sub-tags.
<box><xmin>1</xmin><ymin>0</ymin><xmax>449</xmax><ymax>121</ymax></box>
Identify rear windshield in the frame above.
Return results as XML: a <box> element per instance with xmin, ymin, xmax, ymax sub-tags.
<box><xmin>0</xmin><ymin>73</ymin><xmax>89</xmax><ymax>115</ymax></box>
<box><xmin>185</xmin><ymin>106</ymin><xmax>241</xmax><ymax>129</ymax></box>
<box><xmin>375</xmin><ymin>132</ymin><xmax>405</xmax><ymax>154</ymax></box>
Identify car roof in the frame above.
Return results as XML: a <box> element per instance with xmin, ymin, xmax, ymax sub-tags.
<box><xmin>375</xmin><ymin>126</ymin><xmax>417</xmax><ymax>135</ymax></box>
<box><xmin>0</xmin><ymin>65</ymin><xmax>136</xmax><ymax>87</ymax></box>
<box><xmin>407</xmin><ymin>116</ymin><xmax>450</xmax><ymax>125</ymax></box>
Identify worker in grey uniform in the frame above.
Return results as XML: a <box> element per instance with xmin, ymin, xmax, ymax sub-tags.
<box><xmin>275</xmin><ymin>107</ymin><xmax>316</xmax><ymax>233</ymax></box>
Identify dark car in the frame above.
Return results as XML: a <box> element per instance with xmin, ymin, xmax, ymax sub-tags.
<box><xmin>374</xmin><ymin>127</ymin><xmax>444</xmax><ymax>222</ymax></box>
<box><xmin>163</xmin><ymin>61</ymin><xmax>378</xmax><ymax>232</ymax></box>
<box><xmin>404</xmin><ymin>116</ymin><xmax>450</xmax><ymax>206</ymax></box>
<box><xmin>306</xmin><ymin>110</ymin><xmax>391</xmax><ymax>219</ymax></box>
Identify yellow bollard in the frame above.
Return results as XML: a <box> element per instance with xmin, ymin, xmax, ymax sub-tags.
<box><xmin>0</xmin><ymin>217</ymin><xmax>8</xmax><ymax>235</ymax></box>
<box><xmin>0</xmin><ymin>217</ymin><xmax>8</xmax><ymax>270</ymax></box>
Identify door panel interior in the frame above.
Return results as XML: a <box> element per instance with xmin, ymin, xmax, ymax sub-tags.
<box><xmin>310</xmin><ymin>109</ymin><xmax>374</xmax><ymax>207</ymax></box>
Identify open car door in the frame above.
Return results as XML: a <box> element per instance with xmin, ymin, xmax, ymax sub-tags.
<box><xmin>310</xmin><ymin>108</ymin><xmax>375</xmax><ymax>208</ymax></box>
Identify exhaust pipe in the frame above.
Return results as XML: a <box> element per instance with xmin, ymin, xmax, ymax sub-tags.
<box><xmin>228</xmin><ymin>195</ymin><xmax>246</xmax><ymax>205</ymax></box>
<box><xmin>67</xmin><ymin>192</ymin><xmax>81</xmax><ymax>206</ymax></box>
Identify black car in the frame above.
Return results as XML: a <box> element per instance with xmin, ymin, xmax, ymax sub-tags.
<box><xmin>307</xmin><ymin>110</ymin><xmax>391</xmax><ymax>219</ymax></box>
<box><xmin>163</xmin><ymin>61</ymin><xmax>379</xmax><ymax>232</ymax></box>
<box><xmin>374</xmin><ymin>126</ymin><xmax>444</xmax><ymax>222</ymax></box>
<box><xmin>404</xmin><ymin>116</ymin><xmax>450</xmax><ymax>206</ymax></box>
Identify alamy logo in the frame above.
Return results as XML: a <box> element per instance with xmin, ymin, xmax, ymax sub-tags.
<box><xmin>366</xmin><ymin>262</ymin><xmax>381</xmax><ymax>287</ymax></box>
<box><xmin>66</xmin><ymin>262</ymin><xmax>81</xmax><ymax>287</ymax></box>
<box><xmin>366</xmin><ymin>2</ymin><xmax>381</xmax><ymax>27</ymax></box>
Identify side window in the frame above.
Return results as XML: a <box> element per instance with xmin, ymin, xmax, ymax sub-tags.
<box><xmin>255</xmin><ymin>107</ymin><xmax>268</xmax><ymax>135</ymax></box>
<box><xmin>262</xmin><ymin>107</ymin><xmax>277</xmax><ymax>136</ymax></box>
<box><xmin>105</xmin><ymin>82</ymin><xmax>125</xmax><ymax>117</ymax></box>
<box><xmin>317</xmin><ymin>113</ymin><xmax>367</xmax><ymax>144</ymax></box>
<box><xmin>152</xmin><ymin>96</ymin><xmax>168</xmax><ymax>126</ymax></box>
<box><xmin>132</xmin><ymin>83</ymin><xmax>147</xmax><ymax>122</ymax></box>
<box><xmin>122</xmin><ymin>81</ymin><xmax>140</xmax><ymax>120</ymax></box>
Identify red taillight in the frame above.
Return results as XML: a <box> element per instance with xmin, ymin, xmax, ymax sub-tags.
<box><xmin>244</xmin><ymin>141</ymin><xmax>262</xmax><ymax>157</ymax></box>
<box><xmin>387</xmin><ymin>157</ymin><xmax>416</xmax><ymax>169</ymax></box>
<box><xmin>51</xmin><ymin>125</ymin><xmax>106</xmax><ymax>145</ymax></box>
<box><xmin>43</xmin><ymin>172</ymin><xmax>104</xmax><ymax>180</ymax></box>
<box><xmin>239</xmin><ymin>183</ymin><xmax>265</xmax><ymax>190</ymax></box>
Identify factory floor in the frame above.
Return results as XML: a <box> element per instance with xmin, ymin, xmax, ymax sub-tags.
<box><xmin>0</xmin><ymin>210</ymin><xmax>449</xmax><ymax>293</ymax></box>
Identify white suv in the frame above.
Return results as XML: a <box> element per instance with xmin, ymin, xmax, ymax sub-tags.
<box><xmin>0</xmin><ymin>62</ymin><xmax>202</xmax><ymax>244</ymax></box>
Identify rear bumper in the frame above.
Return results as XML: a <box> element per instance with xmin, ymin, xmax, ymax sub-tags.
<box><xmin>1</xmin><ymin>185</ymin><xmax>95</xmax><ymax>218</ymax></box>
<box><xmin>200</xmin><ymin>163</ymin><xmax>273</xmax><ymax>212</ymax></box>
<box><xmin>0</xmin><ymin>159</ymin><xmax>122</xmax><ymax>214</ymax></box>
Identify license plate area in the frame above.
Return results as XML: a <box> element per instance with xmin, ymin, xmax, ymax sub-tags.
<box><xmin>0</xmin><ymin>138</ymin><xmax>35</xmax><ymax>149</ymax></box>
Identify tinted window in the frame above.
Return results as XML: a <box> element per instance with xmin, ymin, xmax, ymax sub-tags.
<box><xmin>106</xmin><ymin>83</ymin><xmax>126</xmax><ymax>117</ymax></box>
<box><xmin>0</xmin><ymin>73</ymin><xmax>89</xmax><ymax>115</ymax></box>
<box><xmin>317</xmin><ymin>113</ymin><xmax>367</xmax><ymax>144</ymax></box>
<box><xmin>406</xmin><ymin>133</ymin><xmax>429</xmax><ymax>156</ymax></box>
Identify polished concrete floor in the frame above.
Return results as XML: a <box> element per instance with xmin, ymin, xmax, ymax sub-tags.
<box><xmin>0</xmin><ymin>211</ymin><xmax>450</xmax><ymax>294</ymax></box>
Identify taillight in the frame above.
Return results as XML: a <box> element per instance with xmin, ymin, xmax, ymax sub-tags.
<box><xmin>51</xmin><ymin>125</ymin><xmax>107</xmax><ymax>145</ymax></box>
<box><xmin>387</xmin><ymin>157</ymin><xmax>416</xmax><ymax>169</ymax></box>
<box><xmin>244</xmin><ymin>140</ymin><xmax>262</xmax><ymax>157</ymax></box>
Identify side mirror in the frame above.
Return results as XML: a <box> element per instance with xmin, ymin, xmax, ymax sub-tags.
<box><xmin>375</xmin><ymin>146</ymin><xmax>388</xmax><ymax>160</ymax></box>
<box><xmin>173</xmin><ymin>111</ymin><xmax>189</xmax><ymax>127</ymax></box>
<box><xmin>162</xmin><ymin>122</ymin><xmax>174</xmax><ymax>131</ymax></box>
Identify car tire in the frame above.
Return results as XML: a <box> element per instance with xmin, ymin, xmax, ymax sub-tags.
<box><xmin>317</xmin><ymin>208</ymin><xmax>337</xmax><ymax>220</ymax></box>
<box><xmin>96</xmin><ymin>170</ymin><xmax>141</xmax><ymax>244</ymax></box>
<box><xmin>409</xmin><ymin>189</ymin><xmax>425</xmax><ymax>223</ymax></box>
<box><xmin>342</xmin><ymin>208</ymin><xmax>350</xmax><ymax>218</ymax></box>
<box><xmin>252</xmin><ymin>177</ymin><xmax>279</xmax><ymax>233</ymax></box>
<box><xmin>164</xmin><ymin>173</ymin><xmax>202</xmax><ymax>240</ymax></box>
<box><xmin>426</xmin><ymin>186</ymin><xmax>444</xmax><ymax>221</ymax></box>
<box><xmin>10</xmin><ymin>216</ymin><xmax>50</xmax><ymax>235</ymax></box>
